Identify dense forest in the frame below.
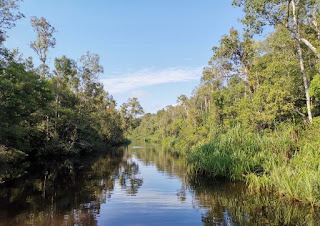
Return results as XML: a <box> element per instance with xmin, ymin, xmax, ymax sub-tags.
<box><xmin>1</xmin><ymin>0</ymin><xmax>320</xmax><ymax>208</ymax></box>
<box><xmin>131</xmin><ymin>1</ymin><xmax>320</xmax><ymax>206</ymax></box>
<box><xmin>0</xmin><ymin>0</ymin><xmax>148</xmax><ymax>183</ymax></box>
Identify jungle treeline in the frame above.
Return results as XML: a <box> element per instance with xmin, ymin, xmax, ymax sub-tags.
<box><xmin>0</xmin><ymin>0</ymin><xmax>143</xmax><ymax>183</ymax></box>
<box><xmin>131</xmin><ymin>1</ymin><xmax>320</xmax><ymax>206</ymax></box>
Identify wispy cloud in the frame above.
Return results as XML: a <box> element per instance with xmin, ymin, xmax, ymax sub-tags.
<box><xmin>101</xmin><ymin>66</ymin><xmax>203</xmax><ymax>94</ymax></box>
<box><xmin>128</xmin><ymin>90</ymin><xmax>150</xmax><ymax>100</ymax></box>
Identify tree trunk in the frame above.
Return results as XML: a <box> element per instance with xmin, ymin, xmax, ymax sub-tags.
<box><xmin>204</xmin><ymin>97</ymin><xmax>208</xmax><ymax>113</ymax></box>
<box><xmin>299</xmin><ymin>37</ymin><xmax>320</xmax><ymax>59</ymax></box>
<box><xmin>292</xmin><ymin>0</ymin><xmax>313</xmax><ymax>123</ymax></box>
<box><xmin>283</xmin><ymin>1</ymin><xmax>320</xmax><ymax>59</ymax></box>
<box><xmin>312</xmin><ymin>20</ymin><xmax>320</xmax><ymax>41</ymax></box>
<box><xmin>296</xmin><ymin>40</ymin><xmax>313</xmax><ymax>123</ymax></box>
<box><xmin>41</xmin><ymin>61</ymin><xmax>46</xmax><ymax>78</ymax></box>
<box><xmin>46</xmin><ymin>115</ymin><xmax>49</xmax><ymax>141</ymax></box>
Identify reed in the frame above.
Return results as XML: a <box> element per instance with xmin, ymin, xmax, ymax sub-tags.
<box><xmin>188</xmin><ymin>125</ymin><xmax>293</xmax><ymax>180</ymax></box>
<box><xmin>187</xmin><ymin>123</ymin><xmax>320</xmax><ymax>206</ymax></box>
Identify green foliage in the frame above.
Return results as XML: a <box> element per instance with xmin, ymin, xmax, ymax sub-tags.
<box><xmin>0</xmin><ymin>62</ymin><xmax>52</xmax><ymax>152</ymax></box>
<box><xmin>188</xmin><ymin>126</ymin><xmax>296</xmax><ymax>181</ymax></box>
<box><xmin>310</xmin><ymin>74</ymin><xmax>320</xmax><ymax>98</ymax></box>
<box><xmin>30</xmin><ymin>16</ymin><xmax>56</xmax><ymax>77</ymax></box>
<box><xmin>0</xmin><ymin>52</ymin><xmax>124</xmax><ymax>160</ymax></box>
<box><xmin>0</xmin><ymin>12</ymin><xmax>125</xmax><ymax>183</ymax></box>
<box><xmin>246</xmin><ymin>120</ymin><xmax>320</xmax><ymax>206</ymax></box>
<box><xmin>0</xmin><ymin>145</ymin><xmax>29</xmax><ymax>183</ymax></box>
<box><xmin>187</xmin><ymin>124</ymin><xmax>320</xmax><ymax>206</ymax></box>
<box><xmin>43</xmin><ymin>53</ymin><xmax>124</xmax><ymax>154</ymax></box>
<box><xmin>1</xmin><ymin>0</ymin><xmax>320</xmax><ymax>207</ymax></box>
<box><xmin>120</xmin><ymin>97</ymin><xmax>144</xmax><ymax>134</ymax></box>
<box><xmin>0</xmin><ymin>0</ymin><xmax>24</xmax><ymax>43</ymax></box>
<box><xmin>132</xmin><ymin>25</ymin><xmax>315</xmax><ymax>147</ymax></box>
<box><xmin>131</xmin><ymin>23</ymin><xmax>320</xmax><ymax>206</ymax></box>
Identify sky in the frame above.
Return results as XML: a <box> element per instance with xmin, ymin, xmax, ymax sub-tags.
<box><xmin>5</xmin><ymin>0</ymin><xmax>244</xmax><ymax>113</ymax></box>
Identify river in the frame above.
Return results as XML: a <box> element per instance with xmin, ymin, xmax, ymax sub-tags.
<box><xmin>0</xmin><ymin>142</ymin><xmax>319</xmax><ymax>225</ymax></box>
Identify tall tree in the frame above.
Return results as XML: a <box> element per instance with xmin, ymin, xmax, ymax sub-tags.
<box><xmin>233</xmin><ymin>0</ymin><xmax>319</xmax><ymax>122</ymax></box>
<box><xmin>52</xmin><ymin>56</ymin><xmax>78</xmax><ymax>137</ymax></box>
<box><xmin>209</xmin><ymin>28</ymin><xmax>255</xmax><ymax>96</ymax></box>
<box><xmin>177</xmin><ymin>94</ymin><xmax>189</xmax><ymax>117</ymax></box>
<box><xmin>79</xmin><ymin>51</ymin><xmax>104</xmax><ymax>99</ymax></box>
<box><xmin>30</xmin><ymin>16</ymin><xmax>56</xmax><ymax>77</ymax></box>
<box><xmin>233</xmin><ymin>0</ymin><xmax>320</xmax><ymax>59</ymax></box>
<box><xmin>120</xmin><ymin>97</ymin><xmax>144</xmax><ymax>132</ymax></box>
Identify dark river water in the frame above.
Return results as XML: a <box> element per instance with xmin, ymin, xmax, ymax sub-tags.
<box><xmin>0</xmin><ymin>143</ymin><xmax>319</xmax><ymax>225</ymax></box>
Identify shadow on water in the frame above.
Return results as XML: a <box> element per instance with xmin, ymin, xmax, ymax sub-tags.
<box><xmin>188</xmin><ymin>178</ymin><xmax>320</xmax><ymax>226</ymax></box>
<box><xmin>0</xmin><ymin>142</ymin><xmax>319</xmax><ymax>225</ymax></box>
<box><xmin>0</xmin><ymin>146</ymin><xmax>141</xmax><ymax>225</ymax></box>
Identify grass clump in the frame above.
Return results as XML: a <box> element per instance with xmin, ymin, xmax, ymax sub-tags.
<box><xmin>188</xmin><ymin>125</ymin><xmax>295</xmax><ymax>180</ymax></box>
<box><xmin>187</xmin><ymin>123</ymin><xmax>320</xmax><ymax>206</ymax></box>
<box><xmin>247</xmin><ymin>120</ymin><xmax>320</xmax><ymax>206</ymax></box>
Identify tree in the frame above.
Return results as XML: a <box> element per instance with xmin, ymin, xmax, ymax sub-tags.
<box><xmin>30</xmin><ymin>16</ymin><xmax>56</xmax><ymax>77</ymax></box>
<box><xmin>50</xmin><ymin>56</ymin><xmax>79</xmax><ymax>149</ymax></box>
<box><xmin>0</xmin><ymin>0</ymin><xmax>24</xmax><ymax>43</ymax></box>
<box><xmin>52</xmin><ymin>55</ymin><xmax>78</xmax><ymax>125</ymax></box>
<box><xmin>233</xmin><ymin>0</ymin><xmax>319</xmax><ymax>122</ymax></box>
<box><xmin>0</xmin><ymin>0</ymin><xmax>24</xmax><ymax>62</ymax></box>
<box><xmin>0</xmin><ymin>62</ymin><xmax>52</xmax><ymax>152</ymax></box>
<box><xmin>233</xmin><ymin>0</ymin><xmax>320</xmax><ymax>58</ymax></box>
<box><xmin>79</xmin><ymin>51</ymin><xmax>104</xmax><ymax>99</ymax></box>
<box><xmin>177</xmin><ymin>94</ymin><xmax>189</xmax><ymax>117</ymax></box>
<box><xmin>54</xmin><ymin>56</ymin><xmax>78</xmax><ymax>91</ymax></box>
<box><xmin>210</xmin><ymin>28</ymin><xmax>256</xmax><ymax>96</ymax></box>
<box><xmin>0</xmin><ymin>2</ymin><xmax>126</xmax><ymax>162</ymax></box>
<box><xmin>120</xmin><ymin>97</ymin><xmax>144</xmax><ymax>132</ymax></box>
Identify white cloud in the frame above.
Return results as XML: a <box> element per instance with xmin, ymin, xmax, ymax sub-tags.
<box><xmin>101</xmin><ymin>66</ymin><xmax>203</xmax><ymax>94</ymax></box>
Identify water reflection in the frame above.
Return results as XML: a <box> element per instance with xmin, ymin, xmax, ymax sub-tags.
<box><xmin>127</xmin><ymin>143</ymin><xmax>320</xmax><ymax>226</ymax></box>
<box><xmin>0</xmin><ymin>143</ymin><xmax>319</xmax><ymax>225</ymax></box>
<box><xmin>116</xmin><ymin>157</ymin><xmax>143</xmax><ymax>195</ymax></box>
<box><xmin>188</xmin><ymin>178</ymin><xmax>320</xmax><ymax>226</ymax></box>
<box><xmin>0</xmin><ymin>147</ymin><xmax>139</xmax><ymax>225</ymax></box>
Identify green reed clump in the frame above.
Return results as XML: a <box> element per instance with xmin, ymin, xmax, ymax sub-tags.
<box><xmin>247</xmin><ymin>143</ymin><xmax>320</xmax><ymax>206</ymax></box>
<box><xmin>188</xmin><ymin>125</ymin><xmax>295</xmax><ymax>180</ymax></box>
<box><xmin>189</xmin><ymin>122</ymin><xmax>320</xmax><ymax>206</ymax></box>
<box><xmin>247</xmin><ymin>120</ymin><xmax>320</xmax><ymax>206</ymax></box>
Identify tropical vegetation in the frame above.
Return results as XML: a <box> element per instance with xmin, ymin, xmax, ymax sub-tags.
<box><xmin>131</xmin><ymin>0</ymin><xmax>320</xmax><ymax>206</ymax></box>
<box><xmin>0</xmin><ymin>0</ymin><xmax>141</xmax><ymax>183</ymax></box>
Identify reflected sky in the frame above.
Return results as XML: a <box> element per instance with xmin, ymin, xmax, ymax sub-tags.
<box><xmin>98</xmin><ymin>155</ymin><xmax>204</xmax><ymax>225</ymax></box>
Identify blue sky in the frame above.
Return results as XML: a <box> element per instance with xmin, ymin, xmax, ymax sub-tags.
<box><xmin>5</xmin><ymin>0</ymin><xmax>244</xmax><ymax>113</ymax></box>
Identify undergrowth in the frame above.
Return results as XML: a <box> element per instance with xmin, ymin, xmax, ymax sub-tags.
<box><xmin>188</xmin><ymin>121</ymin><xmax>320</xmax><ymax>206</ymax></box>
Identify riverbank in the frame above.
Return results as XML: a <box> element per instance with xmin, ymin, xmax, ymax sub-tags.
<box><xmin>188</xmin><ymin>121</ymin><xmax>320</xmax><ymax>206</ymax></box>
<box><xmin>131</xmin><ymin>120</ymin><xmax>320</xmax><ymax>206</ymax></box>
<box><xmin>0</xmin><ymin>139</ymin><xmax>130</xmax><ymax>184</ymax></box>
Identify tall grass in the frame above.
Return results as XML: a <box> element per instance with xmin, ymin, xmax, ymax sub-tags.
<box><xmin>188</xmin><ymin>125</ymin><xmax>294</xmax><ymax>180</ymax></box>
<box><xmin>187</xmin><ymin>123</ymin><xmax>320</xmax><ymax>206</ymax></box>
<box><xmin>247</xmin><ymin>120</ymin><xmax>320</xmax><ymax>206</ymax></box>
